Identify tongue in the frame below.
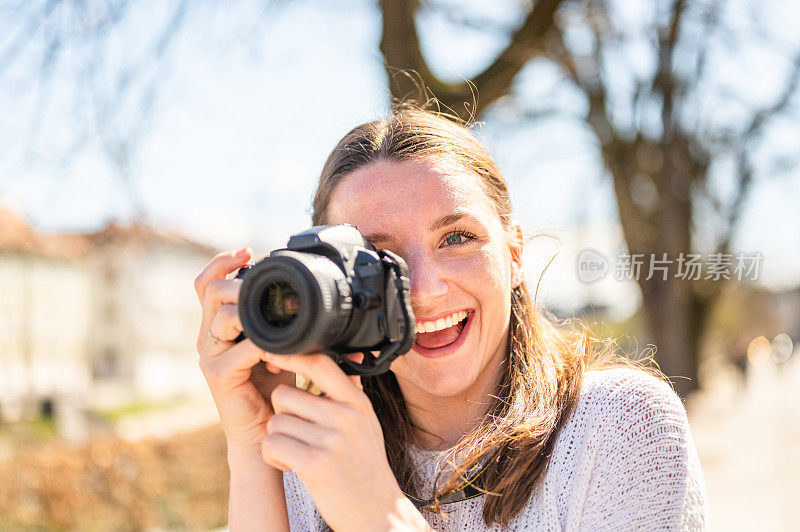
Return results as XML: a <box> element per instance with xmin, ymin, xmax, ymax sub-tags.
<box><xmin>415</xmin><ymin>323</ymin><xmax>463</xmax><ymax>350</ymax></box>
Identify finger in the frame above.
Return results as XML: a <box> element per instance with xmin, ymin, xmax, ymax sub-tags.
<box><xmin>266</xmin><ymin>413</ymin><xmax>333</xmax><ymax>448</ymax></box>
<box><xmin>270</xmin><ymin>383</ymin><xmax>342</xmax><ymax>425</ymax></box>
<box><xmin>202</xmin><ymin>278</ymin><xmax>243</xmax><ymax>318</ymax></box>
<box><xmin>344</xmin><ymin>352</ymin><xmax>364</xmax><ymax>391</ymax></box>
<box><xmin>262</xmin><ymin>352</ymin><xmax>364</xmax><ymax>405</ymax></box>
<box><xmin>264</xmin><ymin>361</ymin><xmax>282</xmax><ymax>374</ymax></box>
<box><xmin>208</xmin><ymin>304</ymin><xmax>243</xmax><ymax>343</ymax></box>
<box><xmin>261</xmin><ymin>433</ymin><xmax>312</xmax><ymax>473</ymax></box>
<box><xmin>198</xmin><ymin>278</ymin><xmax>243</xmax><ymax>353</ymax></box>
<box><xmin>250</xmin><ymin>361</ymin><xmax>294</xmax><ymax>399</ymax></box>
<box><xmin>263</xmin><ymin>456</ymin><xmax>290</xmax><ymax>472</ymax></box>
<box><xmin>194</xmin><ymin>247</ymin><xmax>252</xmax><ymax>302</ymax></box>
<box><xmin>199</xmin><ymin>339</ymin><xmax>265</xmax><ymax>392</ymax></box>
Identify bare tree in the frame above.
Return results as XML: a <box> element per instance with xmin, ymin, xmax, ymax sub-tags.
<box><xmin>379</xmin><ymin>0</ymin><xmax>800</xmax><ymax>396</ymax></box>
<box><xmin>0</xmin><ymin>1</ymin><xmax>199</xmax><ymax>215</ymax></box>
<box><xmin>0</xmin><ymin>0</ymin><xmax>281</xmax><ymax>218</ymax></box>
<box><xmin>3</xmin><ymin>0</ymin><xmax>797</xmax><ymax>395</ymax></box>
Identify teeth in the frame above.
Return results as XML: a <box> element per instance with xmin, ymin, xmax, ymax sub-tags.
<box><xmin>415</xmin><ymin>310</ymin><xmax>469</xmax><ymax>334</ymax></box>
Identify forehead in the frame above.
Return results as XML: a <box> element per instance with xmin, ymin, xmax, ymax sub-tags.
<box><xmin>326</xmin><ymin>159</ymin><xmax>498</xmax><ymax>230</ymax></box>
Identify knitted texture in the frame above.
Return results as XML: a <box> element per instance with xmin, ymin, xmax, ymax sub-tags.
<box><xmin>282</xmin><ymin>368</ymin><xmax>709</xmax><ymax>531</ymax></box>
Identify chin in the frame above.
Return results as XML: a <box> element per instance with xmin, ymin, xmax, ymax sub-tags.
<box><xmin>397</xmin><ymin>358</ymin><xmax>479</xmax><ymax>398</ymax></box>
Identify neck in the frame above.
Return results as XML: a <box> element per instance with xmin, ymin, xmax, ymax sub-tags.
<box><xmin>400</xmin><ymin>341</ymin><xmax>508</xmax><ymax>452</ymax></box>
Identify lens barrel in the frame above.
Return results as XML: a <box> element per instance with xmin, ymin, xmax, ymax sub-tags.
<box><xmin>238</xmin><ymin>251</ymin><xmax>351</xmax><ymax>354</ymax></box>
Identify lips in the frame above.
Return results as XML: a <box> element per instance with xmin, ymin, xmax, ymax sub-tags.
<box><xmin>413</xmin><ymin>311</ymin><xmax>472</xmax><ymax>357</ymax></box>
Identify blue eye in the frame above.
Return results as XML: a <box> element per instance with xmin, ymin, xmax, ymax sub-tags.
<box><xmin>446</xmin><ymin>234</ymin><xmax>465</xmax><ymax>245</ymax></box>
<box><xmin>442</xmin><ymin>230</ymin><xmax>477</xmax><ymax>247</ymax></box>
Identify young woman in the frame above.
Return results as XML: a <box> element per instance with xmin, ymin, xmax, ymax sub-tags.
<box><xmin>194</xmin><ymin>105</ymin><xmax>708</xmax><ymax>531</ymax></box>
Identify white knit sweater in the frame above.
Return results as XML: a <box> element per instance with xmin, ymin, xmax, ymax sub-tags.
<box><xmin>282</xmin><ymin>368</ymin><xmax>709</xmax><ymax>531</ymax></box>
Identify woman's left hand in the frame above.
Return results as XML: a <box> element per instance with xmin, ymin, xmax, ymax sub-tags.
<box><xmin>260</xmin><ymin>351</ymin><xmax>426</xmax><ymax>531</ymax></box>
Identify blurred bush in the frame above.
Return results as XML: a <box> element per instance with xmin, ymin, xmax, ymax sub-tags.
<box><xmin>0</xmin><ymin>426</ymin><xmax>229</xmax><ymax>531</ymax></box>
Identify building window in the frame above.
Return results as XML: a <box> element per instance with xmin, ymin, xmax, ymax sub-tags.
<box><xmin>93</xmin><ymin>349</ymin><xmax>119</xmax><ymax>379</ymax></box>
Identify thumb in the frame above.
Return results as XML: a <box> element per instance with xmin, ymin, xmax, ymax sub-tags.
<box><xmin>344</xmin><ymin>352</ymin><xmax>364</xmax><ymax>391</ymax></box>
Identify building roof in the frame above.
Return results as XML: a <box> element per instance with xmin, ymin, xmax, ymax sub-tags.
<box><xmin>87</xmin><ymin>221</ymin><xmax>217</xmax><ymax>255</ymax></box>
<box><xmin>0</xmin><ymin>207</ymin><xmax>216</xmax><ymax>260</ymax></box>
<box><xmin>0</xmin><ymin>207</ymin><xmax>39</xmax><ymax>252</ymax></box>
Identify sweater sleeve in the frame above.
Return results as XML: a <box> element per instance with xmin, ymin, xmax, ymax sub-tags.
<box><xmin>576</xmin><ymin>369</ymin><xmax>708</xmax><ymax>531</ymax></box>
<box><xmin>282</xmin><ymin>470</ymin><xmax>328</xmax><ymax>531</ymax></box>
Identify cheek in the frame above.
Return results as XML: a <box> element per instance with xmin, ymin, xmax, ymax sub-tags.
<box><xmin>468</xmin><ymin>246</ymin><xmax>513</xmax><ymax>333</ymax></box>
<box><xmin>449</xmin><ymin>245</ymin><xmax>510</xmax><ymax>291</ymax></box>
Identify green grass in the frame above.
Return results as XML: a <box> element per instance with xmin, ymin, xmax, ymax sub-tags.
<box><xmin>0</xmin><ymin>414</ymin><xmax>58</xmax><ymax>446</ymax></box>
<box><xmin>92</xmin><ymin>397</ymin><xmax>184</xmax><ymax>423</ymax></box>
<box><xmin>29</xmin><ymin>414</ymin><xmax>57</xmax><ymax>441</ymax></box>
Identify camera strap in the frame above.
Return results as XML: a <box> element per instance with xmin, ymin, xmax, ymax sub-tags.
<box><xmin>401</xmin><ymin>453</ymin><xmax>492</xmax><ymax>509</ymax></box>
<box><xmin>333</xmin><ymin>249</ymin><xmax>415</xmax><ymax>377</ymax></box>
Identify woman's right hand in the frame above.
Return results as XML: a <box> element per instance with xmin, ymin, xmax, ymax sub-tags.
<box><xmin>194</xmin><ymin>247</ymin><xmax>296</xmax><ymax>449</ymax></box>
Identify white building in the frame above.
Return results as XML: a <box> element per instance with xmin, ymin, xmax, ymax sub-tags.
<box><xmin>0</xmin><ymin>208</ymin><xmax>217</xmax><ymax>427</ymax></box>
<box><xmin>85</xmin><ymin>221</ymin><xmax>217</xmax><ymax>409</ymax></box>
<box><xmin>0</xmin><ymin>209</ymin><xmax>92</xmax><ymax>423</ymax></box>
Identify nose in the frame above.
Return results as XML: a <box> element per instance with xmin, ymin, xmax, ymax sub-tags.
<box><xmin>404</xmin><ymin>247</ymin><xmax>448</xmax><ymax>309</ymax></box>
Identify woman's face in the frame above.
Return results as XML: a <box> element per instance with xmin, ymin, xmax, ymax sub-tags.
<box><xmin>327</xmin><ymin>158</ymin><xmax>523</xmax><ymax>400</ymax></box>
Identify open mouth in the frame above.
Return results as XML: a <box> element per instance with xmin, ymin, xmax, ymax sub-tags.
<box><xmin>413</xmin><ymin>310</ymin><xmax>472</xmax><ymax>355</ymax></box>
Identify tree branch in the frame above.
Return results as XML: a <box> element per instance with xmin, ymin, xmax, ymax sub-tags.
<box><xmin>379</xmin><ymin>0</ymin><xmax>565</xmax><ymax>119</ymax></box>
<box><xmin>421</xmin><ymin>1</ymin><xmax>516</xmax><ymax>36</ymax></box>
<box><xmin>715</xmin><ymin>48</ymin><xmax>800</xmax><ymax>256</ymax></box>
<box><xmin>655</xmin><ymin>0</ymin><xmax>687</xmax><ymax>139</ymax></box>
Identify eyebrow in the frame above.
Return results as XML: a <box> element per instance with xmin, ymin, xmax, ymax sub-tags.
<box><xmin>361</xmin><ymin>213</ymin><xmax>466</xmax><ymax>244</ymax></box>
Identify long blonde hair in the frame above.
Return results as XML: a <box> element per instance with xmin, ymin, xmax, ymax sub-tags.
<box><xmin>310</xmin><ymin>102</ymin><xmax>658</xmax><ymax>527</ymax></box>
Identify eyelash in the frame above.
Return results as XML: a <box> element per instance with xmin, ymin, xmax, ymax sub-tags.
<box><xmin>441</xmin><ymin>228</ymin><xmax>478</xmax><ymax>247</ymax></box>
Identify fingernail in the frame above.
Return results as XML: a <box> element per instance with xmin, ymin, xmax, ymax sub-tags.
<box><xmin>236</xmin><ymin>247</ymin><xmax>250</xmax><ymax>258</ymax></box>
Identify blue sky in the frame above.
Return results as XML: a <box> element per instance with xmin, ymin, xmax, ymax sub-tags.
<box><xmin>1</xmin><ymin>0</ymin><xmax>798</xmax><ymax>314</ymax></box>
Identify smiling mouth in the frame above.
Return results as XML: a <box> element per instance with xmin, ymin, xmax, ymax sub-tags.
<box><xmin>414</xmin><ymin>311</ymin><xmax>471</xmax><ymax>350</ymax></box>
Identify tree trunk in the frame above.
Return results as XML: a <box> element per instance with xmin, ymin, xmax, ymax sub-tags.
<box><xmin>377</xmin><ymin>0</ymin><xmax>727</xmax><ymax>397</ymax></box>
<box><xmin>603</xmin><ymin>134</ymin><xmax>709</xmax><ymax>397</ymax></box>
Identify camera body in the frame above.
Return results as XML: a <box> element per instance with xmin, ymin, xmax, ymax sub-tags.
<box><xmin>235</xmin><ymin>225</ymin><xmax>415</xmax><ymax>376</ymax></box>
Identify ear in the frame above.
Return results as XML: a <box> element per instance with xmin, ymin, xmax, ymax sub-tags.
<box><xmin>508</xmin><ymin>224</ymin><xmax>524</xmax><ymax>289</ymax></box>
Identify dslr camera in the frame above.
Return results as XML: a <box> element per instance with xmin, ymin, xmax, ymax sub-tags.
<box><xmin>235</xmin><ymin>225</ymin><xmax>415</xmax><ymax>376</ymax></box>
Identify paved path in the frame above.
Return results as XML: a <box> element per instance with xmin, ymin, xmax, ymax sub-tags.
<box><xmin>687</xmin><ymin>355</ymin><xmax>800</xmax><ymax>531</ymax></box>
<box><xmin>112</xmin><ymin>395</ymin><xmax>221</xmax><ymax>441</ymax></box>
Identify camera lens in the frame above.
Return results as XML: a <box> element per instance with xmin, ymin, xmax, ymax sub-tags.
<box><xmin>238</xmin><ymin>250</ymin><xmax>352</xmax><ymax>354</ymax></box>
<box><xmin>263</xmin><ymin>281</ymin><xmax>300</xmax><ymax>326</ymax></box>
